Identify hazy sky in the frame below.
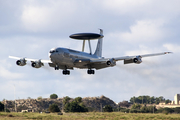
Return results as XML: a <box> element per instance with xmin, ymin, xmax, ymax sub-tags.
<box><xmin>1</xmin><ymin>0</ymin><xmax>180</xmax><ymax>103</ymax></box>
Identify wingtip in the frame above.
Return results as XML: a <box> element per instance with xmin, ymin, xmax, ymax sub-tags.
<box><xmin>9</xmin><ymin>56</ymin><xmax>14</xmax><ymax>58</ymax></box>
<box><xmin>165</xmin><ymin>52</ymin><xmax>173</xmax><ymax>54</ymax></box>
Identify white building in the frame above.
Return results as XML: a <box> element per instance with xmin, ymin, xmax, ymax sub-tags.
<box><xmin>174</xmin><ymin>94</ymin><xmax>180</xmax><ymax>104</ymax></box>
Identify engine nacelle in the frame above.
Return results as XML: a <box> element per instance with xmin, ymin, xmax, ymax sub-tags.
<box><xmin>31</xmin><ymin>60</ymin><xmax>43</xmax><ymax>68</ymax></box>
<box><xmin>106</xmin><ymin>58</ymin><xmax>116</xmax><ymax>66</ymax></box>
<box><xmin>133</xmin><ymin>56</ymin><xmax>142</xmax><ymax>64</ymax></box>
<box><xmin>16</xmin><ymin>59</ymin><xmax>26</xmax><ymax>66</ymax></box>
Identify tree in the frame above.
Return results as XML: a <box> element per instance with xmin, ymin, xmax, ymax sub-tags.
<box><xmin>150</xmin><ymin>96</ymin><xmax>155</xmax><ymax>104</ymax></box>
<box><xmin>74</xmin><ymin>97</ymin><xmax>82</xmax><ymax>103</ymax></box>
<box><xmin>49</xmin><ymin>104</ymin><xmax>60</xmax><ymax>113</ymax></box>
<box><xmin>159</xmin><ymin>96</ymin><xmax>165</xmax><ymax>103</ymax></box>
<box><xmin>0</xmin><ymin>102</ymin><xmax>4</xmax><ymax>111</ymax></box>
<box><xmin>50</xmin><ymin>94</ymin><xmax>58</xmax><ymax>99</ymax></box>
<box><xmin>165</xmin><ymin>99</ymin><xmax>171</xmax><ymax>104</ymax></box>
<box><xmin>103</xmin><ymin>105</ymin><xmax>113</xmax><ymax>112</ymax></box>
<box><xmin>64</xmin><ymin>101</ymin><xmax>88</xmax><ymax>112</ymax></box>
<box><xmin>131</xmin><ymin>104</ymin><xmax>141</xmax><ymax>110</ymax></box>
<box><xmin>140</xmin><ymin>105</ymin><xmax>148</xmax><ymax>113</ymax></box>
<box><xmin>63</xmin><ymin>96</ymin><xmax>71</xmax><ymax>105</ymax></box>
<box><xmin>130</xmin><ymin>95</ymin><xmax>169</xmax><ymax>105</ymax></box>
<box><xmin>64</xmin><ymin>97</ymin><xmax>88</xmax><ymax>113</ymax></box>
<box><xmin>146</xmin><ymin>106</ymin><xmax>157</xmax><ymax>113</ymax></box>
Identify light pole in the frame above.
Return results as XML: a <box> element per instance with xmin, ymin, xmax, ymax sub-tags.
<box><xmin>4</xmin><ymin>99</ymin><xmax>6</xmax><ymax>112</ymax></box>
<box><xmin>14</xmin><ymin>85</ymin><xmax>16</xmax><ymax>112</ymax></box>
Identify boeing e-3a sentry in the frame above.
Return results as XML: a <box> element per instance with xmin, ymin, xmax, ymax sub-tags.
<box><xmin>9</xmin><ymin>29</ymin><xmax>171</xmax><ymax>75</ymax></box>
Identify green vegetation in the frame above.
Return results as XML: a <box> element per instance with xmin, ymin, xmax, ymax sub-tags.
<box><xmin>63</xmin><ymin>96</ymin><xmax>71</xmax><ymax>105</ymax></box>
<box><xmin>74</xmin><ymin>97</ymin><xmax>82</xmax><ymax>103</ymax></box>
<box><xmin>128</xmin><ymin>104</ymin><xmax>157</xmax><ymax>113</ymax></box>
<box><xmin>37</xmin><ymin>96</ymin><xmax>42</xmax><ymax>100</ymax></box>
<box><xmin>48</xmin><ymin>103</ymin><xmax>60</xmax><ymax>112</ymax></box>
<box><xmin>50</xmin><ymin>94</ymin><xmax>58</xmax><ymax>99</ymax></box>
<box><xmin>156</xmin><ymin>107</ymin><xmax>180</xmax><ymax>114</ymax></box>
<box><xmin>118</xmin><ymin>103</ymin><xmax>180</xmax><ymax>114</ymax></box>
<box><xmin>4</xmin><ymin>109</ymin><xmax>10</xmax><ymax>113</ymax></box>
<box><xmin>103</xmin><ymin>105</ymin><xmax>113</xmax><ymax>112</ymax></box>
<box><xmin>1</xmin><ymin>112</ymin><xmax>180</xmax><ymax>120</ymax></box>
<box><xmin>0</xmin><ymin>102</ymin><xmax>4</xmax><ymax>111</ymax></box>
<box><xmin>64</xmin><ymin>97</ymin><xmax>88</xmax><ymax>112</ymax></box>
<box><xmin>130</xmin><ymin>95</ymin><xmax>171</xmax><ymax>104</ymax></box>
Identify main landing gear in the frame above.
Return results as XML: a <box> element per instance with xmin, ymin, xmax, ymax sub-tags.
<box><xmin>62</xmin><ymin>70</ymin><xmax>70</xmax><ymax>75</ymax></box>
<box><xmin>87</xmin><ymin>69</ymin><xmax>95</xmax><ymax>74</ymax></box>
<box><xmin>54</xmin><ymin>65</ymin><xmax>70</xmax><ymax>75</ymax></box>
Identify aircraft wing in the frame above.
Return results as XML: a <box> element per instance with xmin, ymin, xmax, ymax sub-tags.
<box><xmin>73</xmin><ymin>52</ymin><xmax>172</xmax><ymax>70</ymax></box>
<box><xmin>113</xmin><ymin>52</ymin><xmax>172</xmax><ymax>61</ymax></box>
<box><xmin>9</xmin><ymin>56</ymin><xmax>51</xmax><ymax>63</ymax></box>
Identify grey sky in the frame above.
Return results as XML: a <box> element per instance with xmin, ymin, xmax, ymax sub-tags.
<box><xmin>0</xmin><ymin>0</ymin><xmax>180</xmax><ymax>103</ymax></box>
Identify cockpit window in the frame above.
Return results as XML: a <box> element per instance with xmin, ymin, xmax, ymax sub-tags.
<box><xmin>50</xmin><ymin>50</ymin><xmax>55</xmax><ymax>53</ymax></box>
<box><xmin>49</xmin><ymin>50</ymin><xmax>58</xmax><ymax>53</ymax></box>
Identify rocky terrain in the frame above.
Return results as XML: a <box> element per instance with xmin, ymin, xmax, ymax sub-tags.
<box><xmin>1</xmin><ymin>95</ymin><xmax>118</xmax><ymax>112</ymax></box>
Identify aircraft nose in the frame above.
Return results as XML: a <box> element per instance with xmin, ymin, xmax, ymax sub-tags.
<box><xmin>49</xmin><ymin>53</ymin><xmax>54</xmax><ymax>60</ymax></box>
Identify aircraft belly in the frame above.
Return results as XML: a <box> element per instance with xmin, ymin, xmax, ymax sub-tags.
<box><xmin>51</xmin><ymin>53</ymin><xmax>74</xmax><ymax>67</ymax></box>
<box><xmin>73</xmin><ymin>62</ymin><xmax>110</xmax><ymax>70</ymax></box>
<box><xmin>92</xmin><ymin>63</ymin><xmax>109</xmax><ymax>70</ymax></box>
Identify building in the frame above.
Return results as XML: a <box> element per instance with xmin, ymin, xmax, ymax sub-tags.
<box><xmin>174</xmin><ymin>94</ymin><xmax>180</xmax><ymax>105</ymax></box>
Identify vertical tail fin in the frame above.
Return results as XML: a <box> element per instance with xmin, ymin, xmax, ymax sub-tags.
<box><xmin>94</xmin><ymin>29</ymin><xmax>103</xmax><ymax>57</ymax></box>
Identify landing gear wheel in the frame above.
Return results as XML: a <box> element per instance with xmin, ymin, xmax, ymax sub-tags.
<box><xmin>87</xmin><ymin>70</ymin><xmax>95</xmax><ymax>74</ymax></box>
<box><xmin>55</xmin><ymin>65</ymin><xmax>59</xmax><ymax>70</ymax></box>
<box><xmin>62</xmin><ymin>70</ymin><xmax>70</xmax><ymax>75</ymax></box>
<box><xmin>92</xmin><ymin>70</ymin><xmax>95</xmax><ymax>74</ymax></box>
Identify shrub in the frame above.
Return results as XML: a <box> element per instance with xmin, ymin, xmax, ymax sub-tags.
<box><xmin>103</xmin><ymin>105</ymin><xmax>113</xmax><ymax>112</ymax></box>
<box><xmin>173</xmin><ymin>107</ymin><xmax>180</xmax><ymax>113</ymax></box>
<box><xmin>5</xmin><ymin>109</ymin><xmax>10</xmax><ymax>112</ymax></box>
<box><xmin>120</xmin><ymin>108</ymin><xmax>130</xmax><ymax>113</ymax></box>
<box><xmin>50</xmin><ymin>94</ymin><xmax>58</xmax><ymax>99</ymax></box>
<box><xmin>0</xmin><ymin>102</ymin><xmax>4</xmax><ymax>111</ymax></box>
<box><xmin>64</xmin><ymin>101</ymin><xmax>88</xmax><ymax>112</ymax></box>
<box><xmin>49</xmin><ymin>104</ymin><xmax>60</xmax><ymax>113</ymax></box>
<box><xmin>37</xmin><ymin>96</ymin><xmax>42</xmax><ymax>100</ymax></box>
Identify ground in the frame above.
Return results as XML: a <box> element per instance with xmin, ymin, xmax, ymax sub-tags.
<box><xmin>0</xmin><ymin>112</ymin><xmax>180</xmax><ymax>120</ymax></box>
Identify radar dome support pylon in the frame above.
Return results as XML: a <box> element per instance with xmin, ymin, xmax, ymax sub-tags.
<box><xmin>69</xmin><ymin>29</ymin><xmax>104</xmax><ymax>55</ymax></box>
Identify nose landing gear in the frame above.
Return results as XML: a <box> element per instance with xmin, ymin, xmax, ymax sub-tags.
<box><xmin>55</xmin><ymin>65</ymin><xmax>59</xmax><ymax>70</ymax></box>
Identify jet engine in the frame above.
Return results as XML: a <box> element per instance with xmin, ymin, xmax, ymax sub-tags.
<box><xmin>31</xmin><ymin>60</ymin><xmax>44</xmax><ymax>68</ymax></box>
<box><xmin>16</xmin><ymin>59</ymin><xmax>26</xmax><ymax>66</ymax></box>
<box><xmin>133</xmin><ymin>56</ymin><xmax>142</xmax><ymax>64</ymax></box>
<box><xmin>106</xmin><ymin>58</ymin><xmax>116</xmax><ymax>66</ymax></box>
